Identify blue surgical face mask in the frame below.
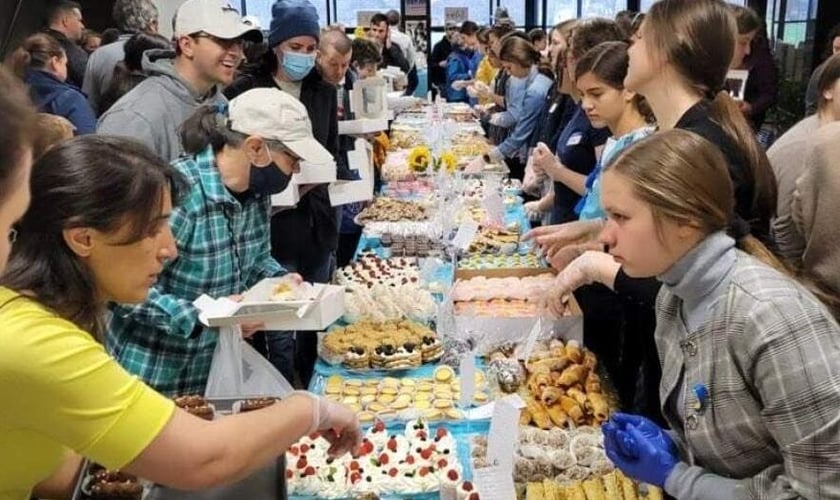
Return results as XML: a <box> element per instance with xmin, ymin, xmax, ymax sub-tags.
<box><xmin>281</xmin><ymin>50</ymin><xmax>316</xmax><ymax>81</ymax></box>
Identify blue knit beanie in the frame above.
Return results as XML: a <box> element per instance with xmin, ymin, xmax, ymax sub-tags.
<box><xmin>268</xmin><ymin>0</ymin><xmax>320</xmax><ymax>48</ymax></box>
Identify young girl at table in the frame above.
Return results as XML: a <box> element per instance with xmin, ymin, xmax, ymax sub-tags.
<box><xmin>107</xmin><ymin>88</ymin><xmax>331</xmax><ymax>396</ymax></box>
<box><xmin>0</xmin><ymin>67</ymin><xmax>359</xmax><ymax>498</ymax></box>
<box><xmin>597</xmin><ymin>129</ymin><xmax>840</xmax><ymax>500</ymax></box>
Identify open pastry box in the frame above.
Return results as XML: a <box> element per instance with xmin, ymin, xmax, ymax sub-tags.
<box><xmin>194</xmin><ymin>279</ymin><xmax>345</xmax><ymax>331</ymax></box>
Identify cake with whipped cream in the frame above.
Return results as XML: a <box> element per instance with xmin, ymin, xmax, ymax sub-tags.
<box><xmin>285</xmin><ymin>418</ymin><xmax>475</xmax><ymax>498</ymax></box>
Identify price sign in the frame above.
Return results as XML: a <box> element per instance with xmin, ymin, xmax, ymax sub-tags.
<box><xmin>444</xmin><ymin>7</ymin><xmax>469</xmax><ymax>25</ymax></box>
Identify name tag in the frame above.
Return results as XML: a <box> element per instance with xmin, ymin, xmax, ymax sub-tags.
<box><xmin>566</xmin><ymin>133</ymin><xmax>583</xmax><ymax>147</ymax></box>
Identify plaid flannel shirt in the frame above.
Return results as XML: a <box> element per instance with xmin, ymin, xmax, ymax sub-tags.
<box><xmin>656</xmin><ymin>233</ymin><xmax>840</xmax><ymax>499</ymax></box>
<box><xmin>107</xmin><ymin>147</ymin><xmax>285</xmax><ymax>396</ymax></box>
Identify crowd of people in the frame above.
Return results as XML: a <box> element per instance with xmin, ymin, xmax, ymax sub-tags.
<box><xmin>1</xmin><ymin>0</ymin><xmax>839</xmax><ymax>498</ymax></box>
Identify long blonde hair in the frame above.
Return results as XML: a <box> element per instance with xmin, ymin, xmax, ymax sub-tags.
<box><xmin>608</xmin><ymin>129</ymin><xmax>840</xmax><ymax>315</ymax></box>
<box><xmin>644</xmin><ymin>0</ymin><xmax>777</xmax><ymax>233</ymax></box>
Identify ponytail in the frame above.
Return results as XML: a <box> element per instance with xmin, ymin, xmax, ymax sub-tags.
<box><xmin>710</xmin><ymin>91</ymin><xmax>778</xmax><ymax>233</ymax></box>
<box><xmin>735</xmin><ymin>234</ymin><xmax>840</xmax><ymax>319</ymax></box>
<box><xmin>180</xmin><ymin>103</ymin><xmax>246</xmax><ymax>155</ymax></box>
<box><xmin>3</xmin><ymin>34</ymin><xmax>64</xmax><ymax>79</ymax></box>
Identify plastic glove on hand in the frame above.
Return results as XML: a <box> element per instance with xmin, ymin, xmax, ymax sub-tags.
<box><xmin>524</xmin><ymin>201</ymin><xmax>543</xmax><ymax>221</ymax></box>
<box><xmin>465</xmin><ymin>156</ymin><xmax>486</xmax><ymax>173</ymax></box>
<box><xmin>531</xmin><ymin>142</ymin><xmax>557</xmax><ymax>175</ymax></box>
<box><xmin>603</xmin><ymin>416</ymin><xmax>680</xmax><ymax>488</ymax></box>
<box><xmin>296</xmin><ymin>392</ymin><xmax>362</xmax><ymax>457</ymax></box>
<box><xmin>473</xmin><ymin>80</ymin><xmax>492</xmax><ymax>98</ymax></box>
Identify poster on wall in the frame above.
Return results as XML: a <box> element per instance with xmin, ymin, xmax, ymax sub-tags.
<box><xmin>356</xmin><ymin>10</ymin><xmax>379</xmax><ymax>27</ymax></box>
<box><xmin>405</xmin><ymin>0</ymin><xmax>426</xmax><ymax>17</ymax></box>
<box><xmin>444</xmin><ymin>7</ymin><xmax>469</xmax><ymax>25</ymax></box>
<box><xmin>406</xmin><ymin>19</ymin><xmax>428</xmax><ymax>53</ymax></box>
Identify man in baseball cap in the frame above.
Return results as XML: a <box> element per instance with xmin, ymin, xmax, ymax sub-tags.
<box><xmin>98</xmin><ymin>0</ymin><xmax>262</xmax><ymax>162</ymax></box>
<box><xmin>228</xmin><ymin>87</ymin><xmax>333</xmax><ymax>167</ymax></box>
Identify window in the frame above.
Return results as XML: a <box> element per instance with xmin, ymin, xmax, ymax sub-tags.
<box><xmin>243</xmin><ymin>0</ymin><xmax>328</xmax><ymax>29</ymax></box>
<box><xmin>545</xmin><ymin>0</ymin><xmax>578</xmax><ymax>26</ymax></box>
<box><xmin>499</xmin><ymin>2</ymin><xmax>525</xmax><ymax>27</ymax></box>
<box><xmin>334</xmin><ymin>0</ymin><xmax>401</xmax><ymax>27</ymax></box>
<box><xmin>642</xmin><ymin>0</ymin><xmax>744</xmax><ymax>12</ymax></box>
<box><xmin>581</xmin><ymin>0</ymin><xmax>624</xmax><ymax>18</ymax></box>
<box><xmin>431</xmin><ymin>0</ymin><xmax>490</xmax><ymax>26</ymax></box>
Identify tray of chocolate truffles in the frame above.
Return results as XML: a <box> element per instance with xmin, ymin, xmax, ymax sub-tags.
<box><xmin>380</xmin><ymin>232</ymin><xmax>445</xmax><ymax>257</ymax></box>
<box><xmin>72</xmin><ymin>464</ymin><xmax>144</xmax><ymax>500</ymax></box>
<box><xmin>73</xmin><ymin>396</ymin><xmax>288</xmax><ymax>500</ymax></box>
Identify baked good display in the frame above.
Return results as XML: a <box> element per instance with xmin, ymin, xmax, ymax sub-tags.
<box><xmin>83</xmin><ymin>465</ymin><xmax>143</xmax><ymax>500</ymax></box>
<box><xmin>336</xmin><ymin>255</ymin><xmax>422</xmax><ymax>288</ymax></box>
<box><xmin>173</xmin><ymin>394</ymin><xmax>214</xmax><ymax>420</ymax></box>
<box><xmin>319</xmin><ymin>370</ymin><xmax>488</xmax><ymax>421</ymax></box>
<box><xmin>322</xmin><ymin>320</ymin><xmax>443</xmax><ymax>370</ymax></box>
<box><xmin>285</xmin><ymin>419</ymin><xmax>471</xmax><ymax>498</ymax></box>
<box><xmin>458</xmin><ymin>254</ymin><xmax>545</xmax><ymax>270</ymax></box>
<box><xmin>468</xmin><ymin>228</ymin><xmax>521</xmax><ymax>255</ymax></box>
<box><xmin>357</xmin><ymin>197</ymin><xmax>428</xmax><ymax>223</ymax></box>
<box><xmin>471</xmin><ymin>427</ymin><xmax>663</xmax><ymax>499</ymax></box>
<box><xmin>238</xmin><ymin>397</ymin><xmax>278</xmax><ymax>412</ymax></box>
<box><xmin>381</xmin><ymin>232</ymin><xmax>445</xmax><ymax>257</ymax></box>
<box><xmin>517</xmin><ymin>340</ymin><xmax>612</xmax><ymax>429</ymax></box>
<box><xmin>453</xmin><ymin>275</ymin><xmax>555</xmax><ymax>302</ymax></box>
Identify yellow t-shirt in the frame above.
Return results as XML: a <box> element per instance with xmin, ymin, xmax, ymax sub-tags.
<box><xmin>0</xmin><ymin>287</ymin><xmax>175</xmax><ymax>500</ymax></box>
<box><xmin>475</xmin><ymin>58</ymin><xmax>499</xmax><ymax>105</ymax></box>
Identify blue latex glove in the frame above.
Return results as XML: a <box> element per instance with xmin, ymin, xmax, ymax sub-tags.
<box><xmin>610</xmin><ymin>413</ymin><xmax>675</xmax><ymax>457</ymax></box>
<box><xmin>603</xmin><ymin>421</ymin><xmax>680</xmax><ymax>488</ymax></box>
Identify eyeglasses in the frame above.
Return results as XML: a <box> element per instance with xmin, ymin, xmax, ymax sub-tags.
<box><xmin>8</xmin><ymin>228</ymin><xmax>17</xmax><ymax>245</ymax></box>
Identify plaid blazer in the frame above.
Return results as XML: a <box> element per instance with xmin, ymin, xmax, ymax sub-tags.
<box><xmin>657</xmin><ymin>247</ymin><xmax>840</xmax><ymax>499</ymax></box>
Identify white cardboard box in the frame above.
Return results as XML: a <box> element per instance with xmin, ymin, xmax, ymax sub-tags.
<box><xmin>338</xmin><ymin>118</ymin><xmax>389</xmax><ymax>135</ymax></box>
<box><xmin>270</xmin><ymin>182</ymin><xmax>300</xmax><ymax>207</ymax></box>
<box><xmin>291</xmin><ymin>160</ymin><xmax>337</xmax><ymax>185</ymax></box>
<box><xmin>194</xmin><ymin>280</ymin><xmax>345</xmax><ymax>331</ymax></box>
<box><xmin>329</xmin><ymin>138</ymin><xmax>374</xmax><ymax>206</ymax></box>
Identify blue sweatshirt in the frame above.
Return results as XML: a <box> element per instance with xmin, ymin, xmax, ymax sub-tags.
<box><xmin>25</xmin><ymin>69</ymin><xmax>96</xmax><ymax>134</ymax></box>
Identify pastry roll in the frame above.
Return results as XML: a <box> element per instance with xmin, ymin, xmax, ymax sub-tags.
<box><xmin>559</xmin><ymin>395</ymin><xmax>586</xmax><ymax>424</ymax></box>
<box><xmin>528</xmin><ymin>371</ymin><xmax>553</xmax><ymax>393</ymax></box>
<box><xmin>582</xmin><ymin>349</ymin><xmax>598</xmax><ymax>370</ymax></box>
<box><xmin>528</xmin><ymin>355</ymin><xmax>570</xmax><ymax>374</ymax></box>
<box><xmin>564</xmin><ymin>340</ymin><xmax>583</xmax><ymax>364</ymax></box>
<box><xmin>527</xmin><ymin>399</ymin><xmax>553</xmax><ymax>429</ymax></box>
<box><xmin>567</xmin><ymin>387</ymin><xmax>588</xmax><ymax>407</ymax></box>
<box><xmin>526</xmin><ymin>482</ymin><xmax>545</xmax><ymax>500</ymax></box>
<box><xmin>540</xmin><ymin>386</ymin><xmax>564</xmax><ymax>406</ymax></box>
<box><xmin>520</xmin><ymin>406</ymin><xmax>533</xmax><ymax>426</ymax></box>
<box><xmin>602</xmin><ymin>471</ymin><xmax>623</xmax><ymax>500</ymax></box>
<box><xmin>646</xmin><ymin>486</ymin><xmax>664</xmax><ymax>500</ymax></box>
<box><xmin>557</xmin><ymin>364</ymin><xmax>589</xmax><ymax>386</ymax></box>
<box><xmin>545</xmin><ymin>404</ymin><xmax>570</xmax><ymax>428</ymax></box>
<box><xmin>564</xmin><ymin>482</ymin><xmax>588</xmax><ymax>500</ymax></box>
<box><xmin>587</xmin><ymin>392</ymin><xmax>610</xmax><ymax>422</ymax></box>
<box><xmin>585</xmin><ymin>371</ymin><xmax>602</xmax><ymax>393</ymax></box>
<box><xmin>616</xmin><ymin>470</ymin><xmax>639</xmax><ymax>500</ymax></box>
<box><xmin>583</xmin><ymin>477</ymin><xmax>607</xmax><ymax>500</ymax></box>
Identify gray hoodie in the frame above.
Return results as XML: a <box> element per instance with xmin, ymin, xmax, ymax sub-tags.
<box><xmin>97</xmin><ymin>49</ymin><xmax>226</xmax><ymax>162</ymax></box>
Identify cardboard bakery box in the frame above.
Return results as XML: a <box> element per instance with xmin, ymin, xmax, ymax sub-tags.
<box><xmin>291</xmin><ymin>160</ymin><xmax>337</xmax><ymax>185</ymax></box>
<box><xmin>338</xmin><ymin>117</ymin><xmax>390</xmax><ymax>135</ymax></box>
<box><xmin>194</xmin><ymin>279</ymin><xmax>345</xmax><ymax>331</ymax></box>
<box><xmin>329</xmin><ymin>138</ymin><xmax>375</xmax><ymax>206</ymax></box>
<box><xmin>455</xmin><ymin>309</ymin><xmax>583</xmax><ymax>348</ymax></box>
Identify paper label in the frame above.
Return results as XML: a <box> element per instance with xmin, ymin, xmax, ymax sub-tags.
<box><xmin>459</xmin><ymin>354</ymin><xmax>476</xmax><ymax>407</ymax></box>
<box><xmin>444</xmin><ymin>7</ymin><xmax>469</xmax><ymax>24</ymax></box>
<box><xmin>356</xmin><ymin>10</ymin><xmax>378</xmax><ymax>27</ymax></box>
<box><xmin>473</xmin><ymin>466</ymin><xmax>516</xmax><ymax>500</ymax></box>
<box><xmin>451</xmin><ymin>220</ymin><xmax>479</xmax><ymax>251</ymax></box>
<box><xmin>482</xmin><ymin>192</ymin><xmax>504</xmax><ymax>227</ymax></box>
<box><xmin>517</xmin><ymin>317</ymin><xmax>542</xmax><ymax>361</ymax></box>
<box><xmin>486</xmin><ymin>400</ymin><xmax>520</xmax><ymax>471</ymax></box>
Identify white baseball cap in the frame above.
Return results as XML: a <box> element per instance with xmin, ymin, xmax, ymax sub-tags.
<box><xmin>228</xmin><ymin>88</ymin><xmax>334</xmax><ymax>166</ymax></box>
<box><xmin>175</xmin><ymin>0</ymin><xmax>263</xmax><ymax>42</ymax></box>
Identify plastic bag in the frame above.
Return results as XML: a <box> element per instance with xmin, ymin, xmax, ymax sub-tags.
<box><xmin>205</xmin><ymin>325</ymin><xmax>294</xmax><ymax>398</ymax></box>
